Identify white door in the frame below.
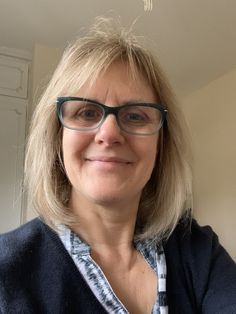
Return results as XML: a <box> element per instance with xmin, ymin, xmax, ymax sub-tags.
<box><xmin>0</xmin><ymin>96</ymin><xmax>27</xmax><ymax>233</ymax></box>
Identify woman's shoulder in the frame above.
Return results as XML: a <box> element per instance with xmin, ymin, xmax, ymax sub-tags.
<box><xmin>164</xmin><ymin>217</ymin><xmax>235</xmax><ymax>275</ymax></box>
<box><xmin>164</xmin><ymin>217</ymin><xmax>236</xmax><ymax>313</ymax></box>
<box><xmin>0</xmin><ymin>218</ymin><xmax>46</xmax><ymax>268</ymax></box>
<box><xmin>166</xmin><ymin>217</ymin><xmax>220</xmax><ymax>251</ymax></box>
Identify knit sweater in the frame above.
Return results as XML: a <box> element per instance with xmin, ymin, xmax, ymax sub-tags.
<box><xmin>0</xmin><ymin>218</ymin><xmax>236</xmax><ymax>314</ymax></box>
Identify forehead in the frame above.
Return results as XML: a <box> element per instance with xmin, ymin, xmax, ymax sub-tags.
<box><xmin>75</xmin><ymin>61</ymin><xmax>158</xmax><ymax>103</ymax></box>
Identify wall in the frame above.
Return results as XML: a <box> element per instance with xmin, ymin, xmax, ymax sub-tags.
<box><xmin>26</xmin><ymin>43</ymin><xmax>62</xmax><ymax>220</ymax></box>
<box><xmin>30</xmin><ymin>43</ymin><xmax>63</xmax><ymax>115</ymax></box>
<box><xmin>182</xmin><ymin>69</ymin><xmax>236</xmax><ymax>260</ymax></box>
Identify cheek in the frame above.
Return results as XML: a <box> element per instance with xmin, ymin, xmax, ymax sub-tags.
<box><xmin>62</xmin><ymin>129</ymin><xmax>91</xmax><ymax>155</ymax></box>
<box><xmin>146</xmin><ymin>147</ymin><xmax>158</xmax><ymax>175</ymax></box>
<box><xmin>145</xmin><ymin>137</ymin><xmax>158</xmax><ymax>164</ymax></box>
<box><xmin>62</xmin><ymin>129</ymin><xmax>78</xmax><ymax>150</ymax></box>
<box><xmin>135</xmin><ymin>137</ymin><xmax>158</xmax><ymax>174</ymax></box>
<box><xmin>62</xmin><ymin>131</ymin><xmax>73</xmax><ymax>167</ymax></box>
<box><xmin>62</xmin><ymin>130</ymin><xmax>85</xmax><ymax>170</ymax></box>
<box><xmin>62</xmin><ymin>130</ymin><xmax>96</xmax><ymax>181</ymax></box>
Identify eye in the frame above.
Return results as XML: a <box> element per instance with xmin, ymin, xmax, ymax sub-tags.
<box><xmin>119</xmin><ymin>106</ymin><xmax>151</xmax><ymax>124</ymax></box>
<box><xmin>73</xmin><ymin>104</ymin><xmax>103</xmax><ymax>122</ymax></box>
<box><xmin>126</xmin><ymin>112</ymin><xmax>147</xmax><ymax>122</ymax></box>
<box><xmin>77</xmin><ymin>108</ymin><xmax>100</xmax><ymax>120</ymax></box>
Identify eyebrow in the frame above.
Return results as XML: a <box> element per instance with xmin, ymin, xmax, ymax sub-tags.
<box><xmin>122</xmin><ymin>99</ymin><xmax>154</xmax><ymax>105</ymax></box>
<box><xmin>82</xmin><ymin>97</ymin><xmax>158</xmax><ymax>106</ymax></box>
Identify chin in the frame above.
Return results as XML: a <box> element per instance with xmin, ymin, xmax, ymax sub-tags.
<box><xmin>87</xmin><ymin>186</ymin><xmax>141</xmax><ymax>208</ymax></box>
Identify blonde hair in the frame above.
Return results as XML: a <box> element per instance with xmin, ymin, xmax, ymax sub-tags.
<box><xmin>25</xmin><ymin>17</ymin><xmax>192</xmax><ymax>241</ymax></box>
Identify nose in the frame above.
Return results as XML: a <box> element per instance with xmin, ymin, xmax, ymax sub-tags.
<box><xmin>94</xmin><ymin>114</ymin><xmax>125</xmax><ymax>146</ymax></box>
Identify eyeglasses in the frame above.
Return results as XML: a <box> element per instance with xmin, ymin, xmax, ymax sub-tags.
<box><xmin>56</xmin><ymin>97</ymin><xmax>167</xmax><ymax>136</ymax></box>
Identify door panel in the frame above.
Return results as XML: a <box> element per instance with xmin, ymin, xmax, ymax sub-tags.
<box><xmin>0</xmin><ymin>96</ymin><xmax>26</xmax><ymax>233</ymax></box>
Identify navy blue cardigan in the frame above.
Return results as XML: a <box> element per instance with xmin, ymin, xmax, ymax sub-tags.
<box><xmin>0</xmin><ymin>218</ymin><xmax>236</xmax><ymax>313</ymax></box>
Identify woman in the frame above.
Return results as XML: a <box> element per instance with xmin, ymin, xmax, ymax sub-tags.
<box><xmin>0</xmin><ymin>18</ymin><xmax>236</xmax><ymax>314</ymax></box>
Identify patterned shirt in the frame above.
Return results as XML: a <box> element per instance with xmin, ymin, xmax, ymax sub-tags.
<box><xmin>58</xmin><ymin>225</ymin><xmax>168</xmax><ymax>313</ymax></box>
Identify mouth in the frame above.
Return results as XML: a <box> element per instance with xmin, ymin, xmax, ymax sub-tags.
<box><xmin>85</xmin><ymin>156</ymin><xmax>132</xmax><ymax>165</ymax></box>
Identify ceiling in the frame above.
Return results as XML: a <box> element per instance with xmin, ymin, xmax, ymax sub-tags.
<box><xmin>0</xmin><ymin>0</ymin><xmax>236</xmax><ymax>96</ymax></box>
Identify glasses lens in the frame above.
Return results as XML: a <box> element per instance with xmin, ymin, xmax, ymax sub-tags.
<box><xmin>60</xmin><ymin>100</ymin><xmax>104</xmax><ymax>130</ymax></box>
<box><xmin>118</xmin><ymin>105</ymin><xmax>162</xmax><ymax>135</ymax></box>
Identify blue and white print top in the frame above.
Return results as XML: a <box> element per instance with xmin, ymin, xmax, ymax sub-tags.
<box><xmin>58</xmin><ymin>225</ymin><xmax>168</xmax><ymax>314</ymax></box>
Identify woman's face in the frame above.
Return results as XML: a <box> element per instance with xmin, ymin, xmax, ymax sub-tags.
<box><xmin>62</xmin><ymin>61</ymin><xmax>159</xmax><ymax>209</ymax></box>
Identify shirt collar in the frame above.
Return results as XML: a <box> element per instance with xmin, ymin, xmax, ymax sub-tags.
<box><xmin>58</xmin><ymin>224</ymin><xmax>160</xmax><ymax>271</ymax></box>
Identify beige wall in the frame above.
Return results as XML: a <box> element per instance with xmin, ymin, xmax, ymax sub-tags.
<box><xmin>30</xmin><ymin>43</ymin><xmax>63</xmax><ymax>115</ymax></box>
<box><xmin>182</xmin><ymin>69</ymin><xmax>236</xmax><ymax>260</ymax></box>
<box><xmin>26</xmin><ymin>44</ymin><xmax>63</xmax><ymax>220</ymax></box>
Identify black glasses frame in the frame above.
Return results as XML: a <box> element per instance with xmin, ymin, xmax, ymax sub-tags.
<box><xmin>56</xmin><ymin>96</ymin><xmax>168</xmax><ymax>135</ymax></box>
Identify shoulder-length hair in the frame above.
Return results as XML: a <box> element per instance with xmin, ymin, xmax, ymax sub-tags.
<box><xmin>25</xmin><ymin>17</ymin><xmax>192</xmax><ymax>241</ymax></box>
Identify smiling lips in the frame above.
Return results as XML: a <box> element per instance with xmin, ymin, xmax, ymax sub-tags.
<box><xmin>86</xmin><ymin>156</ymin><xmax>132</xmax><ymax>165</ymax></box>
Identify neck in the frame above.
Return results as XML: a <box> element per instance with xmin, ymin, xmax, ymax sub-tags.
<box><xmin>68</xmin><ymin>192</ymin><xmax>140</xmax><ymax>255</ymax></box>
